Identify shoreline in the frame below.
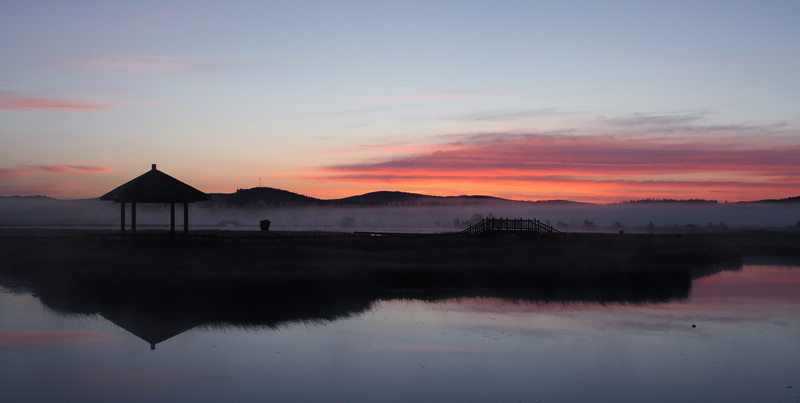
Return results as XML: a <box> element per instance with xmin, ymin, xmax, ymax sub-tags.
<box><xmin>2</xmin><ymin>228</ymin><xmax>798</xmax><ymax>287</ymax></box>
<box><xmin>1</xmin><ymin>228</ymin><xmax>798</xmax><ymax>334</ymax></box>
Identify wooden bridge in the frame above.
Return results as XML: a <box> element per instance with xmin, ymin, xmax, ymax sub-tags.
<box><xmin>459</xmin><ymin>218</ymin><xmax>560</xmax><ymax>236</ymax></box>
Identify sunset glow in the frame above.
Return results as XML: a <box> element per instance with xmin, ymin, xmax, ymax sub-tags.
<box><xmin>1</xmin><ymin>2</ymin><xmax>798</xmax><ymax>202</ymax></box>
<box><xmin>320</xmin><ymin>132</ymin><xmax>799</xmax><ymax>202</ymax></box>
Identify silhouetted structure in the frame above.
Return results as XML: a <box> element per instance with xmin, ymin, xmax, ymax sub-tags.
<box><xmin>460</xmin><ymin>218</ymin><xmax>560</xmax><ymax>236</ymax></box>
<box><xmin>100</xmin><ymin>164</ymin><xmax>209</xmax><ymax>234</ymax></box>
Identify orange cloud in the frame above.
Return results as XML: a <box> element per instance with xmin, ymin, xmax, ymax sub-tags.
<box><xmin>0</xmin><ymin>165</ymin><xmax>112</xmax><ymax>179</ymax></box>
<box><xmin>319</xmin><ymin>133</ymin><xmax>800</xmax><ymax>202</ymax></box>
<box><xmin>0</xmin><ymin>91</ymin><xmax>107</xmax><ymax>111</ymax></box>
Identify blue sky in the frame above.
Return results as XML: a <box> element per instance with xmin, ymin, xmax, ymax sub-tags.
<box><xmin>1</xmin><ymin>1</ymin><xmax>798</xmax><ymax>201</ymax></box>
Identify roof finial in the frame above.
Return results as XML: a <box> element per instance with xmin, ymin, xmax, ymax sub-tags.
<box><xmin>151</xmin><ymin>164</ymin><xmax>157</xmax><ymax>171</ymax></box>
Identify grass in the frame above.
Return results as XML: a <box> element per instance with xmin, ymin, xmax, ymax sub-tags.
<box><xmin>3</xmin><ymin>229</ymin><xmax>794</xmax><ymax>299</ymax></box>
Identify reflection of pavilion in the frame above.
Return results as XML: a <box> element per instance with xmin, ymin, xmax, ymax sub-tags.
<box><xmin>20</xmin><ymin>278</ymin><xmax>704</xmax><ymax>350</ymax></box>
<box><xmin>93</xmin><ymin>297</ymin><xmax>374</xmax><ymax>350</ymax></box>
<box><xmin>0</xmin><ymin>247</ymin><xmax>744</xmax><ymax>350</ymax></box>
<box><xmin>79</xmin><ymin>283</ymin><xmax>376</xmax><ymax>350</ymax></box>
<box><xmin>101</xmin><ymin>310</ymin><xmax>200</xmax><ymax>350</ymax></box>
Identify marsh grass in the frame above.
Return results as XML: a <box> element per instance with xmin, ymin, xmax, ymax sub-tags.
<box><xmin>3</xmin><ymin>229</ymin><xmax>789</xmax><ymax>301</ymax></box>
<box><xmin>3</xmin><ymin>229</ymin><xmax>797</xmax><ymax>344</ymax></box>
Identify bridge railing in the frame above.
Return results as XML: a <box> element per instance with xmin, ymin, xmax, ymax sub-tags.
<box><xmin>459</xmin><ymin>218</ymin><xmax>560</xmax><ymax>236</ymax></box>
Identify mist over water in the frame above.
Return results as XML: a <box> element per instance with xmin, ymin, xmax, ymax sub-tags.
<box><xmin>0</xmin><ymin>197</ymin><xmax>798</xmax><ymax>232</ymax></box>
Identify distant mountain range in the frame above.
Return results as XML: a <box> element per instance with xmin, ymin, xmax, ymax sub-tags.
<box><xmin>2</xmin><ymin>188</ymin><xmax>799</xmax><ymax>206</ymax></box>
<box><xmin>205</xmin><ymin>188</ymin><xmax>542</xmax><ymax>207</ymax></box>
<box><xmin>751</xmin><ymin>196</ymin><xmax>800</xmax><ymax>204</ymax></box>
<box><xmin>201</xmin><ymin>187</ymin><xmax>800</xmax><ymax>208</ymax></box>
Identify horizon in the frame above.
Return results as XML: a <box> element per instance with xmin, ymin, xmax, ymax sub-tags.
<box><xmin>2</xmin><ymin>2</ymin><xmax>799</xmax><ymax>203</ymax></box>
<box><xmin>3</xmin><ymin>183</ymin><xmax>797</xmax><ymax>206</ymax></box>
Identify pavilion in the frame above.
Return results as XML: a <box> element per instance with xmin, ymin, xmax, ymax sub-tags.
<box><xmin>100</xmin><ymin>164</ymin><xmax>210</xmax><ymax>234</ymax></box>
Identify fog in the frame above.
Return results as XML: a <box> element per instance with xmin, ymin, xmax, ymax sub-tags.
<box><xmin>1</xmin><ymin>197</ymin><xmax>798</xmax><ymax>233</ymax></box>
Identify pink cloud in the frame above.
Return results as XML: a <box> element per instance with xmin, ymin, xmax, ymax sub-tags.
<box><xmin>327</xmin><ymin>134</ymin><xmax>800</xmax><ymax>175</ymax></box>
<box><xmin>0</xmin><ymin>165</ymin><xmax>112</xmax><ymax>179</ymax></box>
<box><xmin>319</xmin><ymin>132</ymin><xmax>800</xmax><ymax>201</ymax></box>
<box><xmin>0</xmin><ymin>91</ymin><xmax>107</xmax><ymax>111</ymax></box>
<box><xmin>323</xmin><ymin>174</ymin><xmax>800</xmax><ymax>189</ymax></box>
<box><xmin>78</xmin><ymin>54</ymin><xmax>277</xmax><ymax>74</ymax></box>
<box><xmin>351</xmin><ymin>93</ymin><xmax>483</xmax><ymax>102</ymax></box>
<box><xmin>81</xmin><ymin>54</ymin><xmax>186</xmax><ymax>74</ymax></box>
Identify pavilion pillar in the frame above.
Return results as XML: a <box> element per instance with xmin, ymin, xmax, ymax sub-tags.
<box><xmin>131</xmin><ymin>202</ymin><xmax>137</xmax><ymax>234</ymax></box>
<box><xmin>183</xmin><ymin>202</ymin><xmax>189</xmax><ymax>233</ymax></box>
<box><xmin>170</xmin><ymin>202</ymin><xmax>176</xmax><ymax>233</ymax></box>
<box><xmin>120</xmin><ymin>202</ymin><xmax>126</xmax><ymax>233</ymax></box>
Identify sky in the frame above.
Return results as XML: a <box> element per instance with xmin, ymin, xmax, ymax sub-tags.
<box><xmin>1</xmin><ymin>0</ymin><xmax>799</xmax><ymax>203</ymax></box>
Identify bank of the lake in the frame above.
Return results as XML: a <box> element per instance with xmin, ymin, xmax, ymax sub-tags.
<box><xmin>1</xmin><ymin>229</ymin><xmax>798</xmax><ymax>306</ymax></box>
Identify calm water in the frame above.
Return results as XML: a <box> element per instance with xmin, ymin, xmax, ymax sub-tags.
<box><xmin>2</xmin><ymin>265</ymin><xmax>799</xmax><ymax>402</ymax></box>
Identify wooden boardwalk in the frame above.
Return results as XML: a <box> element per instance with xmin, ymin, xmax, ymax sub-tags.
<box><xmin>459</xmin><ymin>218</ymin><xmax>560</xmax><ymax>236</ymax></box>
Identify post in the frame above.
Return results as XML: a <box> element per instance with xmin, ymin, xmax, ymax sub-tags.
<box><xmin>170</xmin><ymin>202</ymin><xmax>175</xmax><ymax>233</ymax></box>
<box><xmin>131</xmin><ymin>202</ymin><xmax>137</xmax><ymax>234</ymax></box>
<box><xmin>120</xmin><ymin>202</ymin><xmax>125</xmax><ymax>233</ymax></box>
<box><xmin>183</xmin><ymin>202</ymin><xmax>189</xmax><ymax>233</ymax></box>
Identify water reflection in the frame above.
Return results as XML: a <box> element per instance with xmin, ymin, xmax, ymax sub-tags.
<box><xmin>0</xmin><ymin>259</ymin><xmax>740</xmax><ymax>349</ymax></box>
<box><xmin>2</xmin><ymin>264</ymin><xmax>799</xmax><ymax>402</ymax></box>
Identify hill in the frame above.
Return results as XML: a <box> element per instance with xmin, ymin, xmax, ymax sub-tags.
<box><xmin>207</xmin><ymin>188</ymin><xmax>526</xmax><ymax>208</ymax></box>
<box><xmin>208</xmin><ymin>187</ymin><xmax>322</xmax><ymax>207</ymax></box>
<box><xmin>613</xmin><ymin>198</ymin><xmax>719</xmax><ymax>205</ymax></box>
<box><xmin>152</xmin><ymin>188</ymin><xmax>800</xmax><ymax>208</ymax></box>
<box><xmin>335</xmin><ymin>191</ymin><xmax>438</xmax><ymax>205</ymax></box>
<box><xmin>4</xmin><ymin>188</ymin><xmax>797</xmax><ymax>208</ymax></box>
<box><xmin>750</xmin><ymin>196</ymin><xmax>800</xmax><ymax>204</ymax></box>
<box><xmin>334</xmin><ymin>191</ymin><xmax>517</xmax><ymax>206</ymax></box>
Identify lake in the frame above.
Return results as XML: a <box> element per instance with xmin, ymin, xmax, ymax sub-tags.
<box><xmin>1</xmin><ymin>264</ymin><xmax>799</xmax><ymax>402</ymax></box>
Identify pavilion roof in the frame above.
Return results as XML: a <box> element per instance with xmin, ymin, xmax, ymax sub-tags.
<box><xmin>100</xmin><ymin>164</ymin><xmax>209</xmax><ymax>203</ymax></box>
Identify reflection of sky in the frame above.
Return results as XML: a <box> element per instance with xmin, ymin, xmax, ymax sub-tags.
<box><xmin>1</xmin><ymin>265</ymin><xmax>799</xmax><ymax>402</ymax></box>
